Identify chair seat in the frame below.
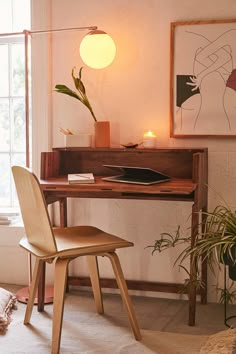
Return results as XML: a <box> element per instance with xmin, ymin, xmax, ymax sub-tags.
<box><xmin>20</xmin><ymin>225</ymin><xmax>133</xmax><ymax>259</ymax></box>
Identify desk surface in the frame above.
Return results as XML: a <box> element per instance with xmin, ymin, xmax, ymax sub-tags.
<box><xmin>40</xmin><ymin>177</ymin><xmax>196</xmax><ymax>201</ymax></box>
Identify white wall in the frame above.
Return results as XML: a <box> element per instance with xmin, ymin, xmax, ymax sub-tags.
<box><xmin>49</xmin><ymin>0</ymin><xmax>236</xmax><ymax>303</ymax></box>
<box><xmin>1</xmin><ymin>0</ymin><xmax>236</xmax><ymax>303</ymax></box>
<box><xmin>0</xmin><ymin>226</ymin><xmax>28</xmax><ymax>285</ymax></box>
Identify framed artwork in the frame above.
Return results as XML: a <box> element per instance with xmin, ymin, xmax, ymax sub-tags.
<box><xmin>170</xmin><ymin>19</ymin><xmax>236</xmax><ymax>137</ymax></box>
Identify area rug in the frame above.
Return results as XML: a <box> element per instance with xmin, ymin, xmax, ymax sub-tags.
<box><xmin>0</xmin><ymin>287</ymin><xmax>17</xmax><ymax>333</ymax></box>
<box><xmin>0</xmin><ymin>298</ymin><xmax>209</xmax><ymax>353</ymax></box>
<box><xmin>200</xmin><ymin>328</ymin><xmax>236</xmax><ymax>354</ymax></box>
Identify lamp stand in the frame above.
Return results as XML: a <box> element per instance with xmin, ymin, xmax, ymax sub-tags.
<box><xmin>15</xmin><ymin>254</ymin><xmax>54</xmax><ymax>305</ymax></box>
<box><xmin>16</xmin><ymin>285</ymin><xmax>54</xmax><ymax>304</ymax></box>
<box><xmin>1</xmin><ymin>24</ymin><xmax>98</xmax><ymax>305</ymax></box>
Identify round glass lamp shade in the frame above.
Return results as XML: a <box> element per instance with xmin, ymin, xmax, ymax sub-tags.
<box><xmin>80</xmin><ymin>30</ymin><xmax>116</xmax><ymax>69</ymax></box>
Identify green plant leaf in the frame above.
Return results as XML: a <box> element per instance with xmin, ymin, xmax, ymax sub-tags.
<box><xmin>54</xmin><ymin>85</ymin><xmax>82</xmax><ymax>101</ymax></box>
<box><xmin>72</xmin><ymin>67</ymin><xmax>86</xmax><ymax>95</ymax></box>
<box><xmin>148</xmin><ymin>203</ymin><xmax>236</xmax><ymax>303</ymax></box>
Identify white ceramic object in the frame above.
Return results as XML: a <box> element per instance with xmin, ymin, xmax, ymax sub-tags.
<box><xmin>64</xmin><ymin>134</ymin><xmax>91</xmax><ymax>147</ymax></box>
<box><xmin>143</xmin><ymin>131</ymin><xmax>157</xmax><ymax>148</ymax></box>
<box><xmin>143</xmin><ymin>137</ymin><xmax>156</xmax><ymax>148</ymax></box>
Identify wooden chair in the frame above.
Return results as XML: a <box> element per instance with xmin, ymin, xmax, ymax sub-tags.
<box><xmin>12</xmin><ymin>166</ymin><xmax>141</xmax><ymax>353</ymax></box>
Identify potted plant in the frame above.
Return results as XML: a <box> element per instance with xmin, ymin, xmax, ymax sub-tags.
<box><xmin>147</xmin><ymin>204</ymin><xmax>236</xmax><ymax>301</ymax></box>
<box><xmin>55</xmin><ymin>67</ymin><xmax>110</xmax><ymax>147</ymax></box>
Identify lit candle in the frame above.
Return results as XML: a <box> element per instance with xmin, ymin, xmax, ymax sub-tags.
<box><xmin>143</xmin><ymin>130</ymin><xmax>156</xmax><ymax>148</ymax></box>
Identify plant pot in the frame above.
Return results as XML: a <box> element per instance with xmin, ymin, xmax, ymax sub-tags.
<box><xmin>229</xmin><ymin>264</ymin><xmax>236</xmax><ymax>280</ymax></box>
<box><xmin>94</xmin><ymin>121</ymin><xmax>110</xmax><ymax>148</ymax></box>
<box><xmin>221</xmin><ymin>245</ymin><xmax>236</xmax><ymax>266</ymax></box>
<box><xmin>221</xmin><ymin>245</ymin><xmax>236</xmax><ymax>281</ymax></box>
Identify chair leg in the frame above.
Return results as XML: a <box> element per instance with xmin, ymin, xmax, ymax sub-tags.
<box><xmin>87</xmin><ymin>255</ymin><xmax>104</xmax><ymax>314</ymax></box>
<box><xmin>24</xmin><ymin>258</ymin><xmax>43</xmax><ymax>324</ymax></box>
<box><xmin>104</xmin><ymin>252</ymin><xmax>142</xmax><ymax>341</ymax></box>
<box><xmin>52</xmin><ymin>257</ymin><xmax>70</xmax><ymax>354</ymax></box>
<box><xmin>37</xmin><ymin>261</ymin><xmax>46</xmax><ymax>312</ymax></box>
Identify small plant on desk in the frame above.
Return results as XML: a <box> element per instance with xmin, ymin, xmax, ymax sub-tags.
<box><xmin>147</xmin><ymin>205</ymin><xmax>236</xmax><ymax>304</ymax></box>
<box><xmin>55</xmin><ymin>66</ymin><xmax>98</xmax><ymax>122</ymax></box>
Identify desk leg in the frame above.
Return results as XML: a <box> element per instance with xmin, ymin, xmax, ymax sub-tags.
<box><xmin>200</xmin><ymin>206</ymin><xmax>208</xmax><ymax>305</ymax></box>
<box><xmin>188</xmin><ymin>203</ymin><xmax>198</xmax><ymax>326</ymax></box>
<box><xmin>59</xmin><ymin>198</ymin><xmax>68</xmax><ymax>227</ymax></box>
<box><xmin>37</xmin><ymin>261</ymin><xmax>46</xmax><ymax>312</ymax></box>
<box><xmin>59</xmin><ymin>198</ymin><xmax>70</xmax><ymax>293</ymax></box>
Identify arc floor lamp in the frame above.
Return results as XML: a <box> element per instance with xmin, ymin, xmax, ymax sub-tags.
<box><xmin>0</xmin><ymin>24</ymin><xmax>116</xmax><ymax>303</ymax></box>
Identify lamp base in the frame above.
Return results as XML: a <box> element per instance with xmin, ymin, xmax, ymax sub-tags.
<box><xmin>16</xmin><ymin>285</ymin><xmax>54</xmax><ymax>304</ymax></box>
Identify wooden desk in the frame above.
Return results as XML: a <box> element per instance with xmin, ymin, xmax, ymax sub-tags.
<box><xmin>40</xmin><ymin>147</ymin><xmax>208</xmax><ymax>326</ymax></box>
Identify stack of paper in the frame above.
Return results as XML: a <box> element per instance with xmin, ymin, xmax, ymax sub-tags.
<box><xmin>68</xmin><ymin>173</ymin><xmax>95</xmax><ymax>184</ymax></box>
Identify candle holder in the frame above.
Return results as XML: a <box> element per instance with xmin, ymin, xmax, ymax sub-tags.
<box><xmin>143</xmin><ymin>130</ymin><xmax>156</xmax><ymax>148</ymax></box>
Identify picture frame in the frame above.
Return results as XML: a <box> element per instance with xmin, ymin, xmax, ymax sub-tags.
<box><xmin>170</xmin><ymin>19</ymin><xmax>236</xmax><ymax>138</ymax></box>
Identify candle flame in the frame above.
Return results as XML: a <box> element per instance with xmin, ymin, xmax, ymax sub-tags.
<box><xmin>144</xmin><ymin>130</ymin><xmax>156</xmax><ymax>138</ymax></box>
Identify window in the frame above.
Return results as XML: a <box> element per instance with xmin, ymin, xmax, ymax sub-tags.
<box><xmin>0</xmin><ymin>0</ymin><xmax>31</xmax><ymax>209</ymax></box>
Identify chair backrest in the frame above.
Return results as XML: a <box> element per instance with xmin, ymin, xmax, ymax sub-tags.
<box><xmin>12</xmin><ymin>166</ymin><xmax>57</xmax><ymax>254</ymax></box>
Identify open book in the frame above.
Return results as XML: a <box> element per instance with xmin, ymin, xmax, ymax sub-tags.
<box><xmin>68</xmin><ymin>173</ymin><xmax>95</xmax><ymax>184</ymax></box>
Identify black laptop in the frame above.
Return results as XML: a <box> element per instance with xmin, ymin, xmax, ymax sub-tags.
<box><xmin>102</xmin><ymin>165</ymin><xmax>170</xmax><ymax>185</ymax></box>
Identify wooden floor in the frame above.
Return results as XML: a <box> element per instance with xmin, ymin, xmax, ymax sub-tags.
<box><xmin>1</xmin><ymin>283</ymin><xmax>232</xmax><ymax>336</ymax></box>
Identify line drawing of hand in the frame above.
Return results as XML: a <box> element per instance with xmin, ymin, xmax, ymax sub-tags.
<box><xmin>186</xmin><ymin>76</ymin><xmax>202</xmax><ymax>91</ymax></box>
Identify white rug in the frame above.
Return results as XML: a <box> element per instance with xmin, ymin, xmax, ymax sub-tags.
<box><xmin>0</xmin><ymin>295</ymin><xmax>209</xmax><ymax>354</ymax></box>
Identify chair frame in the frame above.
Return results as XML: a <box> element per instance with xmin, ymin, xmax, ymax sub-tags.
<box><xmin>12</xmin><ymin>166</ymin><xmax>141</xmax><ymax>353</ymax></box>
